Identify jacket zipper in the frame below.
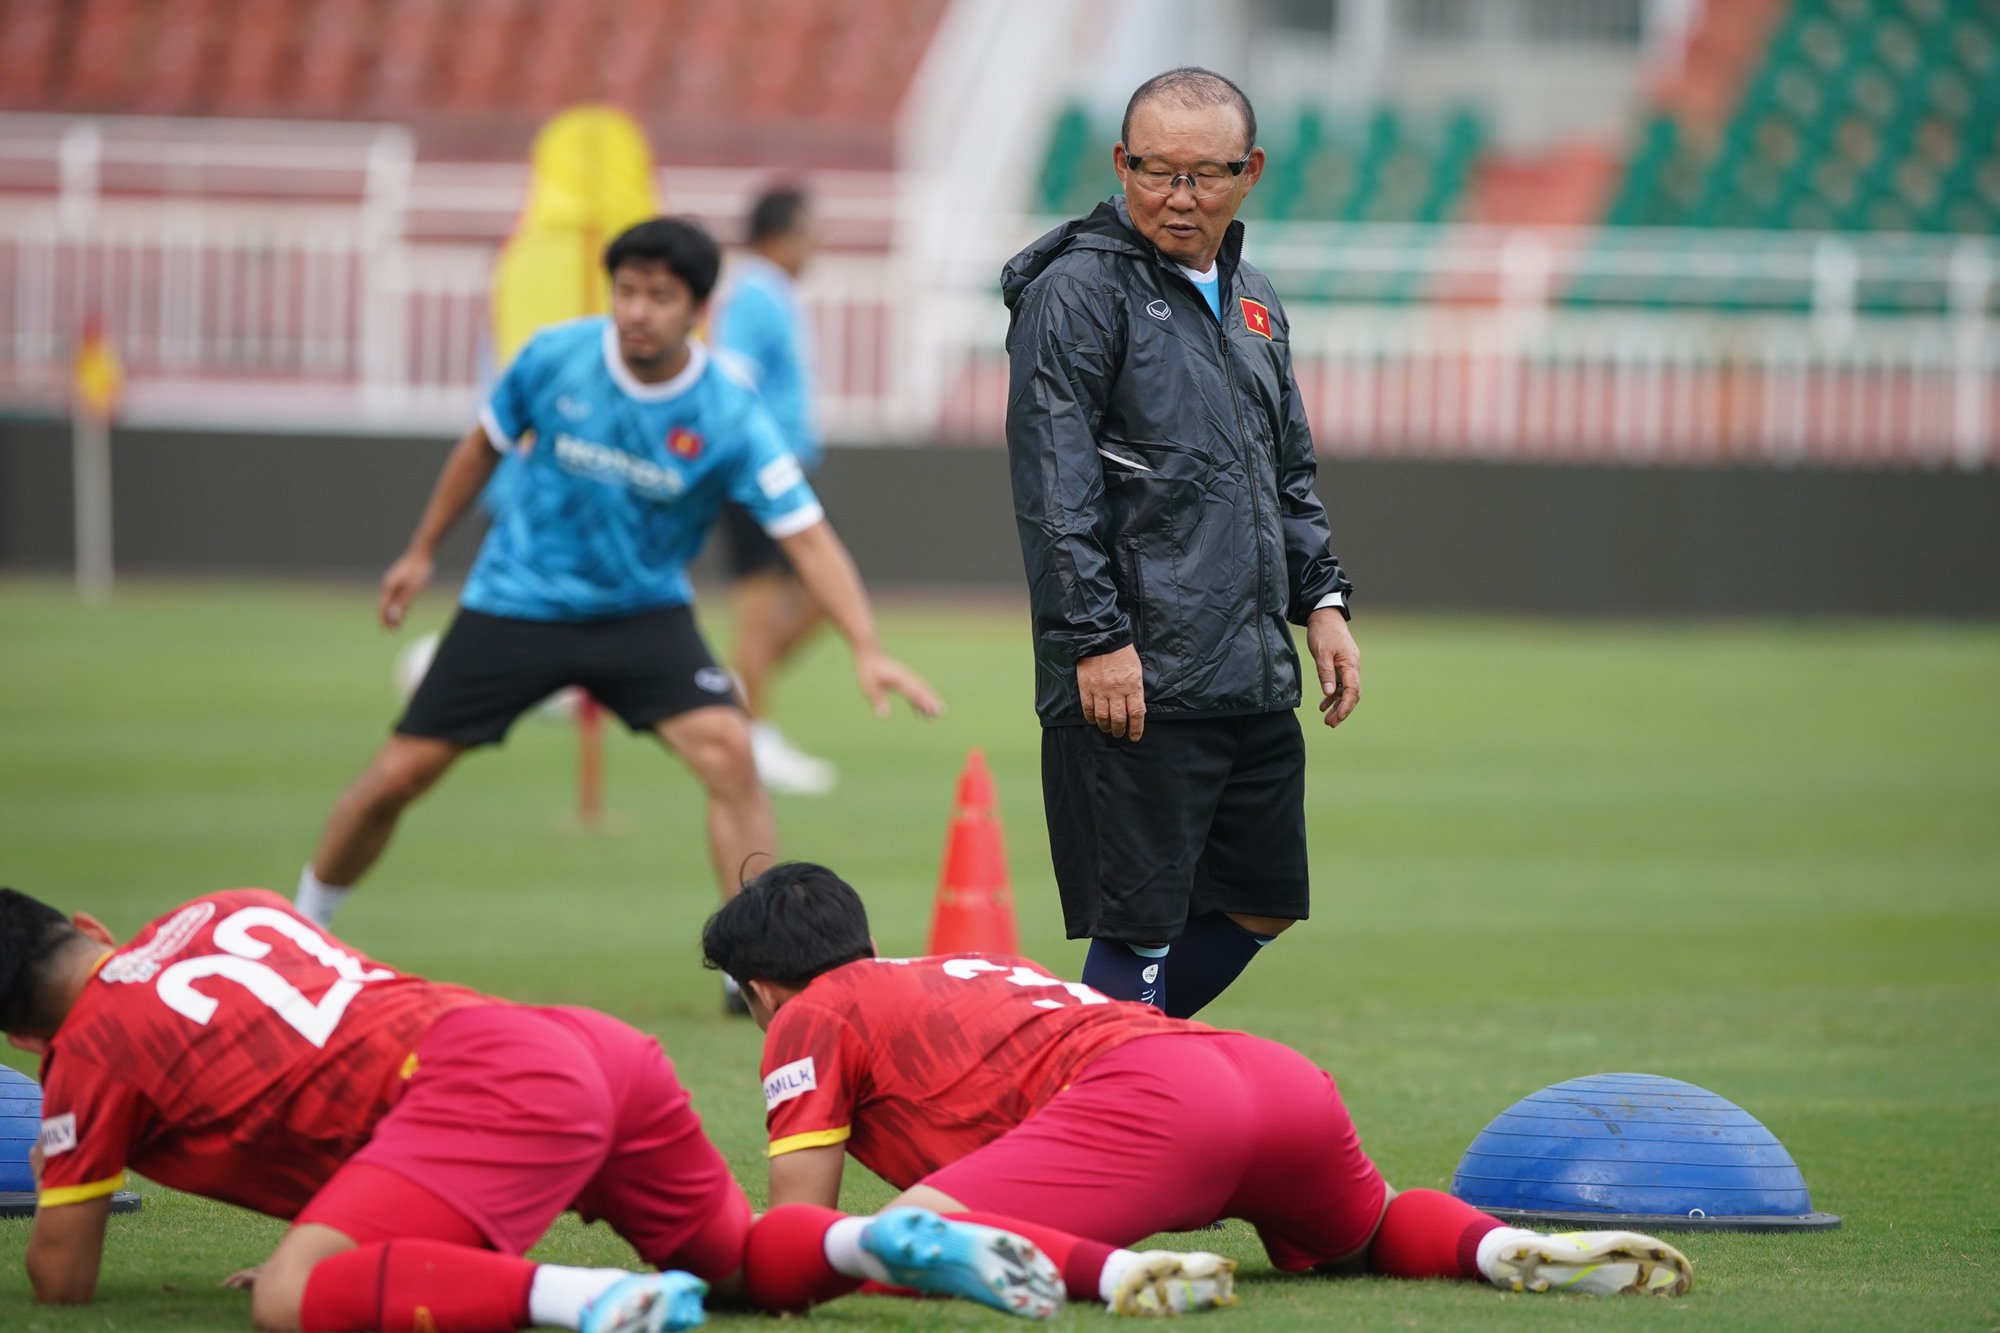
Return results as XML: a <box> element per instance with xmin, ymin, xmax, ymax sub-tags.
<box><xmin>1122</xmin><ymin>540</ymin><xmax>1146</xmax><ymax>648</ymax></box>
<box><xmin>1211</xmin><ymin>282</ymin><xmax>1274</xmax><ymax>710</ymax></box>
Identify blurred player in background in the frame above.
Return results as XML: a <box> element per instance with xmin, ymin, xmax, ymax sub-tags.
<box><xmin>711</xmin><ymin>185</ymin><xmax>837</xmax><ymax>795</ymax></box>
<box><xmin>293</xmin><ymin>219</ymin><xmax>939</xmax><ymax>997</ymax></box>
<box><xmin>0</xmin><ymin>883</ymin><xmax>1080</xmax><ymax>1328</ymax></box>
<box><xmin>703</xmin><ymin>863</ymin><xmax>1696</xmax><ymax>1301</ymax></box>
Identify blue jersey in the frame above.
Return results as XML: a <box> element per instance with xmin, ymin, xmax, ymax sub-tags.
<box><xmin>465</xmin><ymin>318</ymin><xmax>822</xmax><ymax>621</ymax></box>
<box><xmin>712</xmin><ymin>255</ymin><xmax>821</xmax><ymax>472</ymax></box>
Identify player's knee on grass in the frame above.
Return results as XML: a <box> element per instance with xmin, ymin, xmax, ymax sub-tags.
<box><xmin>250</xmin><ymin>1224</ymin><xmax>354</xmax><ymax>1333</ymax></box>
<box><xmin>250</xmin><ymin>1275</ymin><xmax>304</xmax><ymax>1333</ymax></box>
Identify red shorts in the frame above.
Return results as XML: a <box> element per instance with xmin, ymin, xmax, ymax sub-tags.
<box><xmin>296</xmin><ymin>1004</ymin><xmax>751</xmax><ymax>1281</ymax></box>
<box><xmin>923</xmin><ymin>1030</ymin><xmax>1389</xmax><ymax>1271</ymax></box>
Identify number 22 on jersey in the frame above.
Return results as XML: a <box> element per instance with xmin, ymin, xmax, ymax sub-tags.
<box><xmin>940</xmin><ymin>956</ymin><xmax>1109</xmax><ymax>1010</ymax></box>
<box><xmin>153</xmin><ymin>906</ymin><xmax>393</xmax><ymax>1048</ymax></box>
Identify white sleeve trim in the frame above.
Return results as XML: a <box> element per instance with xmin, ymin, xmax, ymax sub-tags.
<box><xmin>1314</xmin><ymin>591</ymin><xmax>1347</xmax><ymax>611</ymax></box>
<box><xmin>761</xmin><ymin>501</ymin><xmax>826</xmax><ymax>540</ymax></box>
<box><xmin>478</xmin><ymin>404</ymin><xmax>516</xmax><ymax>453</ymax></box>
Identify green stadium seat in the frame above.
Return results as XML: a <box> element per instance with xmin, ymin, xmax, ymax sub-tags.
<box><xmin>1606</xmin><ymin>0</ymin><xmax>2000</xmax><ymax>241</ymax></box>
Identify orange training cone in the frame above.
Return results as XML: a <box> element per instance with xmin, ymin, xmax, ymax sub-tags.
<box><xmin>928</xmin><ymin>750</ymin><xmax>1019</xmax><ymax>955</ymax></box>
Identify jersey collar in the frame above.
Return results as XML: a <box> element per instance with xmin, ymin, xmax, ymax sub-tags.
<box><xmin>602</xmin><ymin>322</ymin><xmax>708</xmax><ymax>403</ymax></box>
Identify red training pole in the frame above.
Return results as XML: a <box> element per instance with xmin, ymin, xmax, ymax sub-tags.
<box><xmin>577</xmin><ymin>692</ymin><xmax>604</xmax><ymax>828</ymax></box>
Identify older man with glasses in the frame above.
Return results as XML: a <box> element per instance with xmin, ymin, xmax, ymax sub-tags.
<box><xmin>1001</xmin><ymin>67</ymin><xmax>1362</xmax><ymax>1019</ymax></box>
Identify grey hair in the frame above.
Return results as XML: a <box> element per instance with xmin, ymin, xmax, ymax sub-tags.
<box><xmin>1121</xmin><ymin>67</ymin><xmax>1258</xmax><ymax>156</ymax></box>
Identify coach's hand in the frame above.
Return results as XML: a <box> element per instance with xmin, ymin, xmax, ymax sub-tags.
<box><xmin>1078</xmin><ymin>644</ymin><xmax>1146</xmax><ymax>741</ymax></box>
<box><xmin>1307</xmin><ymin>608</ymin><xmax>1361</xmax><ymax>730</ymax></box>
<box><xmin>379</xmin><ymin>550</ymin><xmax>433</xmax><ymax>629</ymax></box>
<box><xmin>856</xmin><ymin>648</ymin><xmax>943</xmax><ymax>719</ymax></box>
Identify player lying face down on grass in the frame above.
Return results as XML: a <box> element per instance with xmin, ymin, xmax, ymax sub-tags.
<box><xmin>291</xmin><ymin>216</ymin><xmax>940</xmax><ymax>1007</ymax></box>
<box><xmin>0</xmin><ymin>885</ymin><xmax>1197</xmax><ymax>1330</ymax></box>
<box><xmin>702</xmin><ymin>863</ymin><xmax>1697</xmax><ymax>1300</ymax></box>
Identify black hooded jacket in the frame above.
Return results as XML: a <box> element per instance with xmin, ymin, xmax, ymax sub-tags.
<box><xmin>1001</xmin><ymin>196</ymin><xmax>1353</xmax><ymax>725</ymax></box>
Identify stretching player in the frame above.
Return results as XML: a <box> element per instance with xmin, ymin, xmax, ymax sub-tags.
<box><xmin>702</xmin><ymin>863</ymin><xmax>1696</xmax><ymax>1300</ymax></box>
<box><xmin>293</xmin><ymin>218</ymin><xmax>938</xmax><ymax>971</ymax></box>
<box><xmin>0</xmin><ymin>885</ymin><xmax>1113</xmax><ymax>1330</ymax></box>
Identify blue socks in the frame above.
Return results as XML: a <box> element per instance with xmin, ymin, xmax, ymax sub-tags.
<box><xmin>1162</xmin><ymin>913</ymin><xmax>1275</xmax><ymax>1019</ymax></box>
<box><xmin>1083</xmin><ymin>939</ymin><xmax>1172</xmax><ymax>1010</ymax></box>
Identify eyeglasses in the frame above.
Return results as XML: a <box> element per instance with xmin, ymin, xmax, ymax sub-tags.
<box><xmin>1122</xmin><ymin>153</ymin><xmax>1250</xmax><ymax>200</ymax></box>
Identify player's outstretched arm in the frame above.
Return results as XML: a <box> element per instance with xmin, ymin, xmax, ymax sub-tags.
<box><xmin>777</xmin><ymin>520</ymin><xmax>943</xmax><ymax>718</ymax></box>
<box><xmin>26</xmin><ymin>1196</ymin><xmax>111</xmax><ymax>1303</ymax></box>
<box><xmin>379</xmin><ymin>423</ymin><xmax>503</xmax><ymax>629</ymax></box>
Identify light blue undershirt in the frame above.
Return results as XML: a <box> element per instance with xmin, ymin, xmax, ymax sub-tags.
<box><xmin>1179</xmin><ymin>261</ymin><xmax>1221</xmax><ymax>320</ymax></box>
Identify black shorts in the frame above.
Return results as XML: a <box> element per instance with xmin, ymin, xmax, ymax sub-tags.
<box><xmin>1041</xmin><ymin>712</ymin><xmax>1310</xmax><ymax>941</ymax></box>
<box><xmin>396</xmin><ymin>606</ymin><xmax>737</xmax><ymax>748</ymax></box>
<box><xmin>719</xmin><ymin>501</ymin><xmax>791</xmax><ymax>580</ymax></box>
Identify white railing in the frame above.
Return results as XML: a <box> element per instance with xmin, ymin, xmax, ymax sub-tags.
<box><xmin>1</xmin><ymin>116</ymin><xmax>1994</xmax><ymax>464</ymax></box>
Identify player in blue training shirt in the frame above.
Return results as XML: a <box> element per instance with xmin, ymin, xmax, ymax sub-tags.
<box><xmin>293</xmin><ymin>219</ymin><xmax>939</xmax><ymax>992</ymax></box>
<box><xmin>709</xmin><ymin>186</ymin><xmax>839</xmax><ymax>796</ymax></box>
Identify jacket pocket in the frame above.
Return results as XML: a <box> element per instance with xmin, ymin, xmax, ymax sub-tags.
<box><xmin>1121</xmin><ymin>539</ymin><xmax>1147</xmax><ymax>648</ymax></box>
<box><xmin>1098</xmin><ymin>436</ymin><xmax>1213</xmax><ymax>476</ymax></box>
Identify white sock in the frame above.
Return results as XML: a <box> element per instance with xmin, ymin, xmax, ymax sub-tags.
<box><xmin>1096</xmin><ymin>1249</ymin><xmax>1145</xmax><ymax>1304</ymax></box>
<box><xmin>1474</xmin><ymin>1226</ymin><xmax>1544</xmax><ymax>1284</ymax></box>
<box><xmin>294</xmin><ymin>866</ymin><xmax>352</xmax><ymax>928</ymax></box>
<box><xmin>823</xmin><ymin>1216</ymin><xmax>894</xmax><ymax>1283</ymax></box>
<box><xmin>528</xmin><ymin>1265</ymin><xmax>634</xmax><ymax>1330</ymax></box>
<box><xmin>749</xmin><ymin>719</ymin><xmax>780</xmax><ymax>745</ymax></box>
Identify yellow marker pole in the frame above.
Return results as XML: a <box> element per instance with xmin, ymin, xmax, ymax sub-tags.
<box><xmin>489</xmin><ymin>106</ymin><xmax>660</xmax><ymax>827</ymax></box>
<box><xmin>72</xmin><ymin>319</ymin><xmax>123</xmax><ymax>606</ymax></box>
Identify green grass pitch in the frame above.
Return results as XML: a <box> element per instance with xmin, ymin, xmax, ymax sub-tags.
<box><xmin>1</xmin><ymin>578</ymin><xmax>1996</xmax><ymax>1330</ymax></box>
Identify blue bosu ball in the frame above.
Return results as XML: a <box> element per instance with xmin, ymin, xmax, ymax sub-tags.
<box><xmin>1451</xmin><ymin>1072</ymin><xmax>1840</xmax><ymax>1231</ymax></box>
<box><xmin>0</xmin><ymin>1064</ymin><xmax>144</xmax><ymax>1218</ymax></box>
<box><xmin>1</xmin><ymin>1065</ymin><xmax>39</xmax><ymax>1191</ymax></box>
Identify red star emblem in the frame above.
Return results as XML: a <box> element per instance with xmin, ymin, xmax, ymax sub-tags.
<box><xmin>1239</xmin><ymin>298</ymin><xmax>1272</xmax><ymax>340</ymax></box>
<box><xmin>668</xmin><ymin>427</ymin><xmax>703</xmax><ymax>459</ymax></box>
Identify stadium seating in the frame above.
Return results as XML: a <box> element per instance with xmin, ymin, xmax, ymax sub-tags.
<box><xmin>0</xmin><ymin>0</ymin><xmax>949</xmax><ymax>166</ymax></box>
<box><xmin>1606</xmin><ymin>0</ymin><xmax>2000</xmax><ymax>237</ymax></box>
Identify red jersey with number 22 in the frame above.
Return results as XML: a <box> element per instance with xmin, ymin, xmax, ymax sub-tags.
<box><xmin>36</xmin><ymin>889</ymin><xmax>487</xmax><ymax>1218</ymax></box>
<box><xmin>760</xmin><ymin>954</ymin><xmax>1198</xmax><ymax>1190</ymax></box>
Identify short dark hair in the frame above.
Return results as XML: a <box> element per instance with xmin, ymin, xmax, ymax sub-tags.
<box><xmin>0</xmin><ymin>888</ymin><xmax>79</xmax><ymax>1034</ymax></box>
<box><xmin>701</xmin><ymin>862</ymin><xmax>874</xmax><ymax>991</ymax></box>
<box><xmin>1121</xmin><ymin>66</ymin><xmax>1258</xmax><ymax>157</ymax></box>
<box><xmin>748</xmin><ymin>185</ymin><xmax>810</xmax><ymax>245</ymax></box>
<box><xmin>603</xmin><ymin>217</ymin><xmax>721</xmax><ymax>302</ymax></box>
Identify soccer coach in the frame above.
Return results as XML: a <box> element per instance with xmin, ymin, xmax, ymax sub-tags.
<box><xmin>1001</xmin><ymin>67</ymin><xmax>1359</xmax><ymax>1019</ymax></box>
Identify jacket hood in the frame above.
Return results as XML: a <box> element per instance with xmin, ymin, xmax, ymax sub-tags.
<box><xmin>1001</xmin><ymin>198</ymin><xmax>1142</xmax><ymax>309</ymax></box>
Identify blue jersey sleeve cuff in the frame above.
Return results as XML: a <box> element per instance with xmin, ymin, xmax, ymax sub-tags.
<box><xmin>762</xmin><ymin>501</ymin><xmax>825</xmax><ymax>540</ymax></box>
<box><xmin>478</xmin><ymin>404</ymin><xmax>518</xmax><ymax>452</ymax></box>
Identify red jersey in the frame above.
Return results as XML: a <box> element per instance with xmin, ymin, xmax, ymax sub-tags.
<box><xmin>760</xmin><ymin>953</ymin><xmax>1199</xmax><ymax>1190</ymax></box>
<box><xmin>36</xmin><ymin>889</ymin><xmax>488</xmax><ymax>1218</ymax></box>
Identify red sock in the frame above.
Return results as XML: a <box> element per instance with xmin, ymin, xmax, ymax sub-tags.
<box><xmin>743</xmin><ymin>1204</ymin><xmax>863</xmax><ymax>1313</ymax></box>
<box><xmin>948</xmin><ymin>1211</ymin><xmax>1117</xmax><ymax>1303</ymax></box>
<box><xmin>299</xmin><ymin>1240</ymin><xmax>535</xmax><ymax>1332</ymax></box>
<box><xmin>1366</xmin><ymin>1189</ymin><xmax>1505</xmax><ymax>1282</ymax></box>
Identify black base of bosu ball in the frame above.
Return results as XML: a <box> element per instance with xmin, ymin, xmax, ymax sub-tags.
<box><xmin>0</xmin><ymin>1189</ymin><xmax>144</xmax><ymax>1219</ymax></box>
<box><xmin>1452</xmin><ymin>1073</ymin><xmax>1842</xmax><ymax>1233</ymax></box>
